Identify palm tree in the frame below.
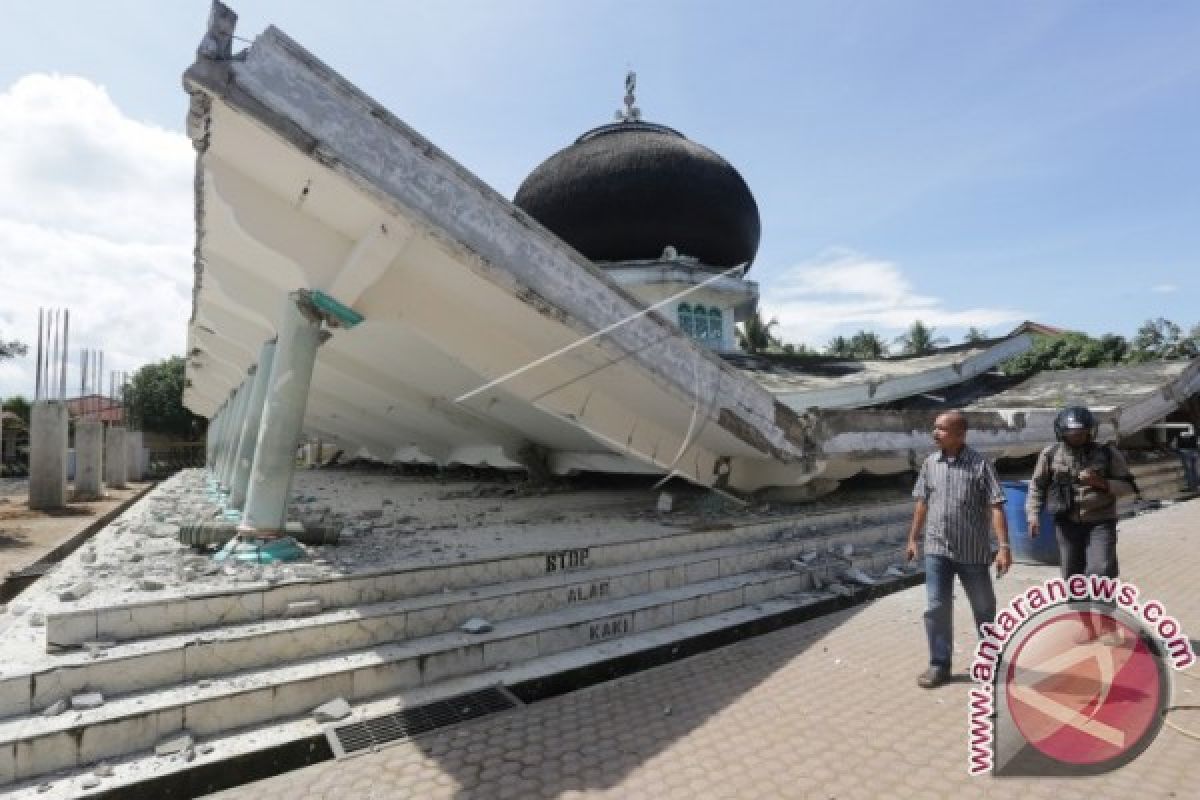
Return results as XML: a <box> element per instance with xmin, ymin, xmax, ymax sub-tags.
<box><xmin>963</xmin><ymin>327</ymin><xmax>989</xmax><ymax>343</ymax></box>
<box><xmin>895</xmin><ymin>320</ymin><xmax>949</xmax><ymax>356</ymax></box>
<box><xmin>737</xmin><ymin>310</ymin><xmax>781</xmax><ymax>354</ymax></box>
<box><xmin>848</xmin><ymin>330</ymin><xmax>888</xmax><ymax>359</ymax></box>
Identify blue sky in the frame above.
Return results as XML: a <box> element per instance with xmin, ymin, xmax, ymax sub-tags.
<box><xmin>1</xmin><ymin>1</ymin><xmax>1198</xmax><ymax>396</ymax></box>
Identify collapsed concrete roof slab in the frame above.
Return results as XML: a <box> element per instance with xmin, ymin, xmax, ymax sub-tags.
<box><xmin>967</xmin><ymin>359</ymin><xmax>1200</xmax><ymax>435</ymax></box>
<box><xmin>808</xmin><ymin>360</ymin><xmax>1200</xmax><ymax>484</ymax></box>
<box><xmin>182</xmin><ymin>5</ymin><xmax>821</xmax><ymax>493</ymax></box>
<box><xmin>731</xmin><ymin>334</ymin><xmax>1034</xmax><ymax>410</ymax></box>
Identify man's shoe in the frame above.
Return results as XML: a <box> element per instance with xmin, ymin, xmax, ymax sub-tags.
<box><xmin>917</xmin><ymin>666</ymin><xmax>950</xmax><ymax>689</ymax></box>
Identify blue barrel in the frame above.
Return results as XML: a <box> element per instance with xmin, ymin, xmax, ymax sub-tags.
<box><xmin>1002</xmin><ymin>480</ymin><xmax>1060</xmax><ymax>565</ymax></box>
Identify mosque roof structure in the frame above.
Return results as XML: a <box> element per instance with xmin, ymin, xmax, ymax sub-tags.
<box><xmin>514</xmin><ymin>75</ymin><xmax>760</xmax><ymax>270</ymax></box>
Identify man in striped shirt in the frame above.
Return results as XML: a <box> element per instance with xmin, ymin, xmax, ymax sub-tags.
<box><xmin>906</xmin><ymin>410</ymin><xmax>1011</xmax><ymax>688</ymax></box>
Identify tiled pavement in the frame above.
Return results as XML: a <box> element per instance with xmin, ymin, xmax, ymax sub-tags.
<box><xmin>208</xmin><ymin>499</ymin><xmax>1200</xmax><ymax>799</ymax></box>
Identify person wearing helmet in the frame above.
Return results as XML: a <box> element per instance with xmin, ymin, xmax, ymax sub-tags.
<box><xmin>1026</xmin><ymin>406</ymin><xmax>1137</xmax><ymax>579</ymax></box>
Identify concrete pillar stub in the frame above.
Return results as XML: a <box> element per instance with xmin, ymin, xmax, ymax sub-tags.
<box><xmin>29</xmin><ymin>402</ymin><xmax>68</xmax><ymax>510</ymax></box>
<box><xmin>242</xmin><ymin>293</ymin><xmax>324</xmax><ymax>534</ymax></box>
<box><xmin>126</xmin><ymin>430</ymin><xmax>145</xmax><ymax>482</ymax></box>
<box><xmin>105</xmin><ymin>426</ymin><xmax>128</xmax><ymax>489</ymax></box>
<box><xmin>74</xmin><ymin>419</ymin><xmax>105</xmax><ymax>499</ymax></box>
<box><xmin>231</xmin><ymin>339</ymin><xmax>277</xmax><ymax>510</ymax></box>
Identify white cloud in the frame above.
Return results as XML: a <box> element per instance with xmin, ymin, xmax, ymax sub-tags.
<box><xmin>759</xmin><ymin>248</ymin><xmax>1028</xmax><ymax>349</ymax></box>
<box><xmin>1151</xmin><ymin>283</ymin><xmax>1178</xmax><ymax>294</ymax></box>
<box><xmin>0</xmin><ymin>74</ymin><xmax>193</xmax><ymax>399</ymax></box>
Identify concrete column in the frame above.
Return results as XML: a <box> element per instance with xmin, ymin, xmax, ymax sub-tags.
<box><xmin>219</xmin><ymin>380</ymin><xmax>250</xmax><ymax>489</ymax></box>
<box><xmin>105</xmin><ymin>426</ymin><xmax>128</xmax><ymax>490</ymax></box>
<box><xmin>74</xmin><ymin>419</ymin><xmax>105</xmax><ymax>499</ymax></box>
<box><xmin>212</xmin><ymin>390</ymin><xmax>235</xmax><ymax>486</ymax></box>
<box><xmin>242</xmin><ymin>293</ymin><xmax>323</xmax><ymax>533</ymax></box>
<box><xmin>210</xmin><ymin>398</ymin><xmax>230</xmax><ymax>474</ymax></box>
<box><xmin>29</xmin><ymin>402</ymin><xmax>68</xmax><ymax>510</ymax></box>
<box><xmin>230</xmin><ymin>339</ymin><xmax>277</xmax><ymax>510</ymax></box>
<box><xmin>205</xmin><ymin>403</ymin><xmax>222</xmax><ymax>470</ymax></box>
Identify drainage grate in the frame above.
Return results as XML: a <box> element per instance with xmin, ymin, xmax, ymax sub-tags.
<box><xmin>326</xmin><ymin>687</ymin><xmax>519</xmax><ymax>759</ymax></box>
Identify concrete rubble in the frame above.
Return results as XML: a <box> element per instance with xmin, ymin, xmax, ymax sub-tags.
<box><xmin>57</xmin><ymin>582</ymin><xmax>92</xmax><ymax>602</ymax></box>
<box><xmin>41</xmin><ymin>699</ymin><xmax>68</xmax><ymax>717</ymax></box>
<box><xmin>843</xmin><ymin>568</ymin><xmax>878</xmax><ymax>586</ymax></box>
<box><xmin>155</xmin><ymin>732</ymin><xmax>195</xmax><ymax>757</ymax></box>
<box><xmin>461</xmin><ymin>618</ymin><xmax>493</xmax><ymax>634</ymax></box>
<box><xmin>70</xmin><ymin>692</ymin><xmax>104</xmax><ymax>710</ymax></box>
<box><xmin>312</xmin><ymin>697</ymin><xmax>352</xmax><ymax>723</ymax></box>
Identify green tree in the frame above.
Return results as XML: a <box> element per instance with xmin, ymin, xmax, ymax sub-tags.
<box><xmin>963</xmin><ymin>327</ymin><xmax>989</xmax><ymax>343</ymax></box>
<box><xmin>1001</xmin><ymin>332</ymin><xmax>1128</xmax><ymax>376</ymax></box>
<box><xmin>126</xmin><ymin>356</ymin><xmax>206</xmax><ymax>438</ymax></box>
<box><xmin>1127</xmin><ymin>317</ymin><xmax>1186</xmax><ymax>362</ymax></box>
<box><xmin>1183</xmin><ymin>324</ymin><xmax>1200</xmax><ymax>359</ymax></box>
<box><xmin>825</xmin><ymin>335</ymin><xmax>853</xmax><ymax>357</ymax></box>
<box><xmin>1096</xmin><ymin>333</ymin><xmax>1130</xmax><ymax>364</ymax></box>
<box><xmin>895</xmin><ymin>320</ymin><xmax>948</xmax><ymax>356</ymax></box>
<box><xmin>848</xmin><ymin>330</ymin><xmax>888</xmax><ymax>358</ymax></box>
<box><xmin>736</xmin><ymin>310</ymin><xmax>782</xmax><ymax>354</ymax></box>
<box><xmin>1</xmin><ymin>395</ymin><xmax>31</xmax><ymax>426</ymax></box>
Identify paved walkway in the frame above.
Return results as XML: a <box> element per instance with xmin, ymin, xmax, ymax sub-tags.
<box><xmin>210</xmin><ymin>500</ymin><xmax>1200</xmax><ymax>799</ymax></box>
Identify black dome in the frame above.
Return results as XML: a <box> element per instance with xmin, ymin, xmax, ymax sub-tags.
<box><xmin>514</xmin><ymin>122</ymin><xmax>760</xmax><ymax>269</ymax></box>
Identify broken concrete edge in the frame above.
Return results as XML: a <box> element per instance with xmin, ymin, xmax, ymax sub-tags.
<box><xmin>62</xmin><ymin>571</ymin><xmax>923</xmax><ymax>800</ymax></box>
<box><xmin>0</xmin><ymin>483</ymin><xmax>157</xmax><ymax>605</ymax></box>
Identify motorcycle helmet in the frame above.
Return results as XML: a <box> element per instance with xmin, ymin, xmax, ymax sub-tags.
<box><xmin>1054</xmin><ymin>405</ymin><xmax>1097</xmax><ymax>441</ymax></box>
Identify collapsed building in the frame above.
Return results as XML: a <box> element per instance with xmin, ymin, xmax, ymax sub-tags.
<box><xmin>182</xmin><ymin>5</ymin><xmax>1197</xmax><ymax>525</ymax></box>
<box><xmin>0</xmin><ymin>3</ymin><xmax>1196</xmax><ymax>794</ymax></box>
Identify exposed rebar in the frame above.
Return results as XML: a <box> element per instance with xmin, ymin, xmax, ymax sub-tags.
<box><xmin>59</xmin><ymin>310</ymin><xmax>69</xmax><ymax>400</ymax></box>
<box><xmin>34</xmin><ymin>309</ymin><xmax>44</xmax><ymax>402</ymax></box>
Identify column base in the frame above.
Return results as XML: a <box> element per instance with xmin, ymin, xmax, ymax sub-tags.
<box><xmin>215</xmin><ymin>533</ymin><xmax>309</xmax><ymax>564</ymax></box>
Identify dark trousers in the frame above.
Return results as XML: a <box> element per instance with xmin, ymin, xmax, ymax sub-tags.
<box><xmin>1180</xmin><ymin>449</ymin><xmax>1199</xmax><ymax>491</ymax></box>
<box><xmin>924</xmin><ymin>555</ymin><xmax>996</xmax><ymax>669</ymax></box>
<box><xmin>1055</xmin><ymin>517</ymin><xmax>1118</xmax><ymax>579</ymax></box>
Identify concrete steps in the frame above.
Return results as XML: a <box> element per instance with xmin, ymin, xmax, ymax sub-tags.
<box><xmin>1120</xmin><ymin>460</ymin><xmax>1186</xmax><ymax>513</ymax></box>
<box><xmin>43</xmin><ymin>501</ymin><xmax>911</xmax><ymax>649</ymax></box>
<box><xmin>0</xmin><ymin>580</ymin><xmax>918</xmax><ymax>799</ymax></box>
<box><xmin>0</xmin><ymin>538</ymin><xmax>902</xmax><ymax>722</ymax></box>
<box><xmin>0</xmin><ymin>507</ymin><xmax>911</xmax><ymax>787</ymax></box>
<box><xmin>0</xmin><ymin>559</ymin><xmax>906</xmax><ymax>784</ymax></box>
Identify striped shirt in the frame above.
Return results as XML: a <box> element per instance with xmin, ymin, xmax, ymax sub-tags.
<box><xmin>912</xmin><ymin>445</ymin><xmax>1006</xmax><ymax>564</ymax></box>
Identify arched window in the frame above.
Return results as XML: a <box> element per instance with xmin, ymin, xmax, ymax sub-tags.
<box><xmin>707</xmin><ymin>308</ymin><xmax>723</xmax><ymax>343</ymax></box>
<box><xmin>678</xmin><ymin>304</ymin><xmax>695</xmax><ymax>336</ymax></box>
<box><xmin>693</xmin><ymin>306</ymin><xmax>709</xmax><ymax>340</ymax></box>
